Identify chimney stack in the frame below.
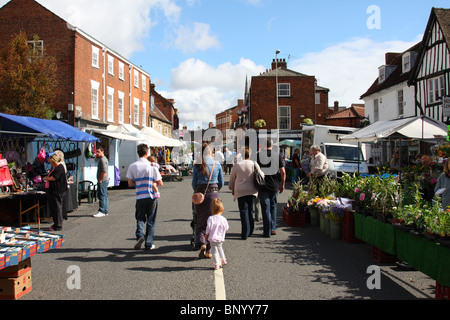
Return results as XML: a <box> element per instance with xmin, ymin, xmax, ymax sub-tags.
<box><xmin>334</xmin><ymin>101</ymin><xmax>339</xmax><ymax>113</ymax></box>
<box><xmin>271</xmin><ymin>58</ymin><xmax>287</xmax><ymax>70</ymax></box>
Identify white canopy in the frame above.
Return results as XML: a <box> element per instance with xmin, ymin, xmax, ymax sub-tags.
<box><xmin>141</xmin><ymin>127</ymin><xmax>184</xmax><ymax>147</ymax></box>
<box><xmin>340</xmin><ymin>116</ymin><xmax>447</xmax><ymax>143</ymax></box>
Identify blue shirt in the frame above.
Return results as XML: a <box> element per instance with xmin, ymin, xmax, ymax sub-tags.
<box><xmin>192</xmin><ymin>156</ymin><xmax>224</xmax><ymax>190</ymax></box>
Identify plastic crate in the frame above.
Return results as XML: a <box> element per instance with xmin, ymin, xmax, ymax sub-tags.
<box><xmin>436</xmin><ymin>281</ymin><xmax>450</xmax><ymax>300</ymax></box>
<box><xmin>371</xmin><ymin>246</ymin><xmax>397</xmax><ymax>264</ymax></box>
<box><xmin>282</xmin><ymin>207</ymin><xmax>306</xmax><ymax>227</ymax></box>
<box><xmin>342</xmin><ymin>223</ymin><xmax>363</xmax><ymax>243</ymax></box>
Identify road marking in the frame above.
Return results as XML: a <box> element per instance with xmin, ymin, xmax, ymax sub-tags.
<box><xmin>214</xmin><ymin>268</ymin><xmax>226</xmax><ymax>300</ymax></box>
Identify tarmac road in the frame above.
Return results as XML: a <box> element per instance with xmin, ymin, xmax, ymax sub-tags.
<box><xmin>22</xmin><ymin>174</ymin><xmax>436</xmax><ymax>303</ymax></box>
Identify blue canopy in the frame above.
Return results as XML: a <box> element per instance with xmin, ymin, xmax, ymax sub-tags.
<box><xmin>0</xmin><ymin>112</ymin><xmax>99</xmax><ymax>142</ymax></box>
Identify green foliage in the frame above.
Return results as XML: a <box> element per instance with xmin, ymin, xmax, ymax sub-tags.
<box><xmin>0</xmin><ymin>31</ymin><xmax>59</xmax><ymax>118</ymax></box>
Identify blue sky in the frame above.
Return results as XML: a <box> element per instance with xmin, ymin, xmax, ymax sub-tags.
<box><xmin>1</xmin><ymin>0</ymin><xmax>449</xmax><ymax>129</ymax></box>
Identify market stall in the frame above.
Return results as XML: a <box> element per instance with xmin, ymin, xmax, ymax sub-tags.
<box><xmin>0</xmin><ymin>112</ymin><xmax>99</xmax><ymax>226</ymax></box>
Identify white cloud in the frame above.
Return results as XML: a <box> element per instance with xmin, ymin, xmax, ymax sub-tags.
<box><xmin>167</xmin><ymin>58</ymin><xmax>265</xmax><ymax>126</ymax></box>
<box><xmin>289</xmin><ymin>36</ymin><xmax>423</xmax><ymax>107</ymax></box>
<box><xmin>33</xmin><ymin>0</ymin><xmax>181</xmax><ymax>58</ymax></box>
<box><xmin>172</xmin><ymin>23</ymin><xmax>221</xmax><ymax>53</ymax></box>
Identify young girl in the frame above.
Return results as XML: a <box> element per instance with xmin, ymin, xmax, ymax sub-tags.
<box><xmin>205</xmin><ymin>198</ymin><xmax>229</xmax><ymax>270</ymax></box>
<box><xmin>147</xmin><ymin>156</ymin><xmax>161</xmax><ymax>198</ymax></box>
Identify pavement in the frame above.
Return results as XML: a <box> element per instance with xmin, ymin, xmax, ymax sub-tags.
<box><xmin>20</xmin><ymin>173</ymin><xmax>437</xmax><ymax>304</ymax></box>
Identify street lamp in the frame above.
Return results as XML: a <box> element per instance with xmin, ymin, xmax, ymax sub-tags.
<box><xmin>275</xmin><ymin>50</ymin><xmax>280</xmax><ymax>130</ymax></box>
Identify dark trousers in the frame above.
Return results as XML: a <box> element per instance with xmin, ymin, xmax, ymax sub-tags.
<box><xmin>135</xmin><ymin>197</ymin><xmax>158</xmax><ymax>249</ymax></box>
<box><xmin>47</xmin><ymin>192</ymin><xmax>63</xmax><ymax>230</ymax></box>
<box><xmin>238</xmin><ymin>195</ymin><xmax>255</xmax><ymax>239</ymax></box>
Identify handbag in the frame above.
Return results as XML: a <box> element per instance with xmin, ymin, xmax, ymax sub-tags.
<box><xmin>253</xmin><ymin>161</ymin><xmax>266</xmax><ymax>190</ymax></box>
<box><xmin>192</xmin><ymin>161</ymin><xmax>215</xmax><ymax>205</ymax></box>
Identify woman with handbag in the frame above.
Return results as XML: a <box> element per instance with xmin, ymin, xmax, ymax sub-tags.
<box><xmin>42</xmin><ymin>153</ymin><xmax>67</xmax><ymax>231</ymax></box>
<box><xmin>192</xmin><ymin>143</ymin><xmax>224</xmax><ymax>258</ymax></box>
<box><xmin>229</xmin><ymin>147</ymin><xmax>264</xmax><ymax>240</ymax></box>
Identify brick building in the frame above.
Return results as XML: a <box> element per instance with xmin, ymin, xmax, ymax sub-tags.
<box><xmin>327</xmin><ymin>102</ymin><xmax>366</xmax><ymax>127</ymax></box>
<box><xmin>249</xmin><ymin>59</ymin><xmax>329</xmax><ymax>130</ymax></box>
<box><xmin>149</xmin><ymin>84</ymin><xmax>176</xmax><ymax>137</ymax></box>
<box><xmin>0</xmin><ymin>0</ymin><xmax>151</xmax><ymax>130</ymax></box>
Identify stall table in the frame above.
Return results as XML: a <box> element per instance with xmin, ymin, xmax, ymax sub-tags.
<box><xmin>0</xmin><ymin>226</ymin><xmax>64</xmax><ymax>299</ymax></box>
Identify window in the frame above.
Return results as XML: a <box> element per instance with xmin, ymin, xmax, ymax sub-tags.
<box><xmin>373</xmin><ymin>99</ymin><xmax>379</xmax><ymax>122</ymax></box>
<box><xmin>278</xmin><ymin>83</ymin><xmax>290</xmax><ymax>97</ymax></box>
<box><xmin>278</xmin><ymin>106</ymin><xmax>291</xmax><ymax>130</ymax></box>
<box><xmin>142</xmin><ymin>75</ymin><xmax>147</xmax><ymax>92</ymax></box>
<box><xmin>142</xmin><ymin>101</ymin><xmax>147</xmax><ymax>127</ymax></box>
<box><xmin>27</xmin><ymin>39</ymin><xmax>44</xmax><ymax>57</ymax></box>
<box><xmin>398</xmin><ymin>90</ymin><xmax>404</xmax><ymax>117</ymax></box>
<box><xmin>134</xmin><ymin>98</ymin><xmax>140</xmax><ymax>125</ymax></box>
<box><xmin>315</xmin><ymin>93</ymin><xmax>320</xmax><ymax>105</ymax></box>
<box><xmin>91</xmin><ymin>80</ymin><xmax>100</xmax><ymax>119</ymax></box>
<box><xmin>118</xmin><ymin>91</ymin><xmax>124</xmax><ymax>124</ymax></box>
<box><xmin>108</xmin><ymin>55</ymin><xmax>114</xmax><ymax>75</ymax></box>
<box><xmin>402</xmin><ymin>53</ymin><xmax>411</xmax><ymax>73</ymax></box>
<box><xmin>118</xmin><ymin>62</ymin><xmax>125</xmax><ymax>81</ymax></box>
<box><xmin>429</xmin><ymin>75</ymin><xmax>445</xmax><ymax>104</ymax></box>
<box><xmin>134</xmin><ymin>70</ymin><xmax>139</xmax><ymax>88</ymax></box>
<box><xmin>107</xmin><ymin>87</ymin><xmax>114</xmax><ymax>122</ymax></box>
<box><xmin>92</xmin><ymin>46</ymin><xmax>100</xmax><ymax>68</ymax></box>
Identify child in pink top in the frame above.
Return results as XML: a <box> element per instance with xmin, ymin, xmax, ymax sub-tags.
<box><xmin>206</xmin><ymin>198</ymin><xmax>229</xmax><ymax>270</ymax></box>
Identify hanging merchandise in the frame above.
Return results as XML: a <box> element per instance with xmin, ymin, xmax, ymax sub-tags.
<box><xmin>0</xmin><ymin>156</ymin><xmax>13</xmax><ymax>187</ymax></box>
<box><xmin>36</xmin><ymin>142</ymin><xmax>46</xmax><ymax>163</ymax></box>
<box><xmin>45</xmin><ymin>143</ymin><xmax>55</xmax><ymax>164</ymax></box>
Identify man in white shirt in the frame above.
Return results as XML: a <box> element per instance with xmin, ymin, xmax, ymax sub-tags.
<box><xmin>126</xmin><ymin>144</ymin><xmax>163</xmax><ymax>251</ymax></box>
<box><xmin>223</xmin><ymin>147</ymin><xmax>234</xmax><ymax>174</ymax></box>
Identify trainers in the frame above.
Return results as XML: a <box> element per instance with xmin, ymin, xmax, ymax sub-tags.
<box><xmin>214</xmin><ymin>264</ymin><xmax>221</xmax><ymax>270</ymax></box>
<box><xmin>221</xmin><ymin>259</ymin><xmax>227</xmax><ymax>267</ymax></box>
<box><xmin>145</xmin><ymin>244</ymin><xmax>156</xmax><ymax>251</ymax></box>
<box><xmin>93</xmin><ymin>212</ymin><xmax>107</xmax><ymax>218</ymax></box>
<box><xmin>134</xmin><ymin>237</ymin><xmax>145</xmax><ymax>250</ymax></box>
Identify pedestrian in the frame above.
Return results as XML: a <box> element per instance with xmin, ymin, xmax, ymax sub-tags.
<box><xmin>147</xmin><ymin>156</ymin><xmax>161</xmax><ymax>199</ymax></box>
<box><xmin>257</xmin><ymin>138</ymin><xmax>286</xmax><ymax>237</ymax></box>
<box><xmin>291</xmin><ymin>148</ymin><xmax>301</xmax><ymax>183</ymax></box>
<box><xmin>434</xmin><ymin>158</ymin><xmax>450</xmax><ymax>210</ymax></box>
<box><xmin>224</xmin><ymin>147</ymin><xmax>234</xmax><ymax>174</ymax></box>
<box><xmin>229</xmin><ymin>147</ymin><xmax>263</xmax><ymax>239</ymax></box>
<box><xmin>126</xmin><ymin>144</ymin><xmax>163</xmax><ymax>251</ymax></box>
<box><xmin>307</xmin><ymin>145</ymin><xmax>328</xmax><ymax>185</ymax></box>
<box><xmin>300</xmin><ymin>149</ymin><xmax>311</xmax><ymax>186</ymax></box>
<box><xmin>214</xmin><ymin>147</ymin><xmax>225</xmax><ymax>172</ymax></box>
<box><xmin>205</xmin><ymin>198</ymin><xmax>229</xmax><ymax>270</ymax></box>
<box><xmin>43</xmin><ymin>153</ymin><xmax>67</xmax><ymax>231</ymax></box>
<box><xmin>93</xmin><ymin>146</ymin><xmax>109</xmax><ymax>218</ymax></box>
<box><xmin>192</xmin><ymin>143</ymin><xmax>224</xmax><ymax>259</ymax></box>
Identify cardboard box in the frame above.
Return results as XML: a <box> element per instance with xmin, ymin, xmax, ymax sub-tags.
<box><xmin>0</xmin><ymin>269</ymin><xmax>32</xmax><ymax>300</ymax></box>
<box><xmin>0</xmin><ymin>258</ymin><xmax>31</xmax><ymax>278</ymax></box>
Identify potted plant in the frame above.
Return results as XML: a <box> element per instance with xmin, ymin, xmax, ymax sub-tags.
<box><xmin>254</xmin><ymin>119</ymin><xmax>266</xmax><ymax>129</ymax></box>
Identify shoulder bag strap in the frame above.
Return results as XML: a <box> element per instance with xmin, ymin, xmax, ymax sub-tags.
<box><xmin>203</xmin><ymin>161</ymin><xmax>216</xmax><ymax>195</ymax></box>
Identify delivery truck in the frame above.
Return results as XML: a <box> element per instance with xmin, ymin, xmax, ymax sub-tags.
<box><xmin>301</xmin><ymin>125</ymin><xmax>368</xmax><ymax>178</ymax></box>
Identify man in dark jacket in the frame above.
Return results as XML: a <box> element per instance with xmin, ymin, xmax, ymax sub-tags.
<box><xmin>257</xmin><ymin>138</ymin><xmax>286</xmax><ymax>237</ymax></box>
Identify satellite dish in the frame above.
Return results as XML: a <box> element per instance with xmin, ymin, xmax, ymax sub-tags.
<box><xmin>56</xmin><ymin>111</ymin><xmax>64</xmax><ymax>119</ymax></box>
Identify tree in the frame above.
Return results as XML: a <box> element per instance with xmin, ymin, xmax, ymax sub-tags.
<box><xmin>0</xmin><ymin>31</ymin><xmax>58</xmax><ymax>119</ymax></box>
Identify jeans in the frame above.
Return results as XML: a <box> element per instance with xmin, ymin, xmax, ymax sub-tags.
<box><xmin>237</xmin><ymin>195</ymin><xmax>255</xmax><ymax>239</ymax></box>
<box><xmin>135</xmin><ymin>197</ymin><xmax>158</xmax><ymax>249</ymax></box>
<box><xmin>97</xmin><ymin>180</ymin><xmax>109</xmax><ymax>214</ymax></box>
<box><xmin>259</xmin><ymin>189</ymin><xmax>278</xmax><ymax>237</ymax></box>
<box><xmin>293</xmin><ymin>167</ymin><xmax>300</xmax><ymax>183</ymax></box>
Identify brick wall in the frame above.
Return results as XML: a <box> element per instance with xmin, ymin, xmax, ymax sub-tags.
<box><xmin>250</xmin><ymin>73</ymin><xmax>328</xmax><ymax>130</ymax></box>
<box><xmin>0</xmin><ymin>0</ymin><xmax>150</xmax><ymax>129</ymax></box>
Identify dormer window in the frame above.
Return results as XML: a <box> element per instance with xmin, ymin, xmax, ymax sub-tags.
<box><xmin>402</xmin><ymin>52</ymin><xmax>411</xmax><ymax>73</ymax></box>
<box><xmin>378</xmin><ymin>66</ymin><xmax>386</xmax><ymax>83</ymax></box>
